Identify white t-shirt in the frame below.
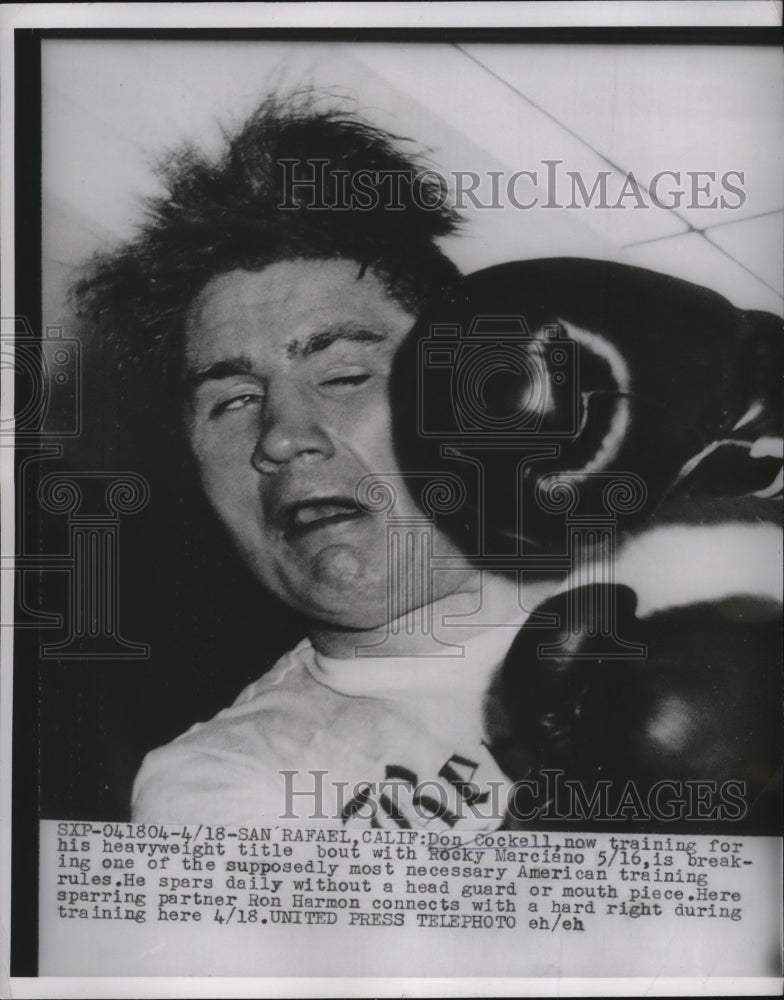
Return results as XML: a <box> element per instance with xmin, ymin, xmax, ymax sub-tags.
<box><xmin>132</xmin><ymin>520</ymin><xmax>781</xmax><ymax>827</ymax></box>
<box><xmin>131</xmin><ymin>622</ymin><xmax>522</xmax><ymax>829</ymax></box>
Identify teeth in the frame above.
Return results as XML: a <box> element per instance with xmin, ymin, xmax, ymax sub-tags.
<box><xmin>292</xmin><ymin>503</ymin><xmax>357</xmax><ymax>527</ymax></box>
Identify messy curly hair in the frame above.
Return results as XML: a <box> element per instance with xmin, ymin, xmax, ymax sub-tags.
<box><xmin>73</xmin><ymin>92</ymin><xmax>462</xmax><ymax>396</ymax></box>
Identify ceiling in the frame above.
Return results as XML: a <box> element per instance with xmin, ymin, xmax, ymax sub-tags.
<box><xmin>42</xmin><ymin>39</ymin><xmax>783</xmax><ymax>330</ymax></box>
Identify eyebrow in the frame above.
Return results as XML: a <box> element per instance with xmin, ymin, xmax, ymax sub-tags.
<box><xmin>289</xmin><ymin>327</ymin><xmax>387</xmax><ymax>359</ymax></box>
<box><xmin>184</xmin><ymin>356</ymin><xmax>257</xmax><ymax>395</ymax></box>
<box><xmin>185</xmin><ymin>328</ymin><xmax>388</xmax><ymax>394</ymax></box>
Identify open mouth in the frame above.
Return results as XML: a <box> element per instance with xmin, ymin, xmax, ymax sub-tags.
<box><xmin>282</xmin><ymin>497</ymin><xmax>366</xmax><ymax>539</ymax></box>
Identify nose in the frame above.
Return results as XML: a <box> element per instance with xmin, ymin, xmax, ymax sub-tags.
<box><xmin>251</xmin><ymin>384</ymin><xmax>334</xmax><ymax>473</ymax></box>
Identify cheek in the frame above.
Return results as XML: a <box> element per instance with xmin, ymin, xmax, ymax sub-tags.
<box><xmin>190</xmin><ymin>436</ymin><xmax>263</xmax><ymax>528</ymax></box>
<box><xmin>190</xmin><ymin>417</ymin><xmax>252</xmax><ymax>479</ymax></box>
<box><xmin>334</xmin><ymin>396</ymin><xmax>396</xmax><ymax>463</ymax></box>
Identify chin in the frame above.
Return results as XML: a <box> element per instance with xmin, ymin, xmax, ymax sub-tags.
<box><xmin>300</xmin><ymin>588</ymin><xmax>391</xmax><ymax>631</ymax></box>
<box><xmin>247</xmin><ymin>541</ymin><xmax>398</xmax><ymax>627</ymax></box>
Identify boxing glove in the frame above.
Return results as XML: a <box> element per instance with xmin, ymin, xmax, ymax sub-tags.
<box><xmin>391</xmin><ymin>258</ymin><xmax>783</xmax><ymax>553</ymax></box>
<box><xmin>488</xmin><ymin>583</ymin><xmax>782</xmax><ymax>831</ymax></box>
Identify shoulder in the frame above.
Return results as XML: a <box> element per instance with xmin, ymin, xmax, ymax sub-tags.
<box><xmin>228</xmin><ymin>637</ymin><xmax>315</xmax><ymax>708</ymax></box>
<box><xmin>131</xmin><ymin>639</ymin><xmax>318</xmax><ymax>823</ymax></box>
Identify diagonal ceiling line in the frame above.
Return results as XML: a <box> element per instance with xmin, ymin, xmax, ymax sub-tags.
<box><xmin>622</xmin><ymin>231</ymin><xmax>693</xmax><ymax>249</ymax></box>
<box><xmin>627</xmin><ymin>209</ymin><xmax>784</xmax><ymax>246</ymax></box>
<box><xmin>625</xmin><ymin>209</ymin><xmax>784</xmax><ymax>253</ymax></box>
<box><xmin>624</xmin><ymin>227</ymin><xmax>783</xmax><ymax>296</ymax></box>
<box><xmin>454</xmin><ymin>44</ymin><xmax>782</xmax><ymax>295</ymax></box>
<box><xmin>452</xmin><ymin>43</ymin><xmax>694</xmax><ymax>228</ymax></box>
<box><xmin>701</xmin><ymin>208</ymin><xmax>784</xmax><ymax>233</ymax></box>
<box><xmin>700</xmin><ymin>232</ymin><xmax>784</xmax><ymax>298</ymax></box>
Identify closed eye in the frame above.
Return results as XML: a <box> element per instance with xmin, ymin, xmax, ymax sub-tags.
<box><xmin>211</xmin><ymin>392</ymin><xmax>264</xmax><ymax>417</ymax></box>
<box><xmin>321</xmin><ymin>374</ymin><xmax>371</xmax><ymax>388</ymax></box>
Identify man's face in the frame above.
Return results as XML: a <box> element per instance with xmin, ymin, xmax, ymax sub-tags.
<box><xmin>184</xmin><ymin>258</ymin><xmax>473</xmax><ymax>628</ymax></box>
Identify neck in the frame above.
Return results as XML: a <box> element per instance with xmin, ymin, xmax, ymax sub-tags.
<box><xmin>309</xmin><ymin>572</ymin><xmax>562</xmax><ymax>659</ymax></box>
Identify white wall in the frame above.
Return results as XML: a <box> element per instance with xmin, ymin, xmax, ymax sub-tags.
<box><xmin>42</xmin><ymin>38</ymin><xmax>784</xmax><ymax>333</ymax></box>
